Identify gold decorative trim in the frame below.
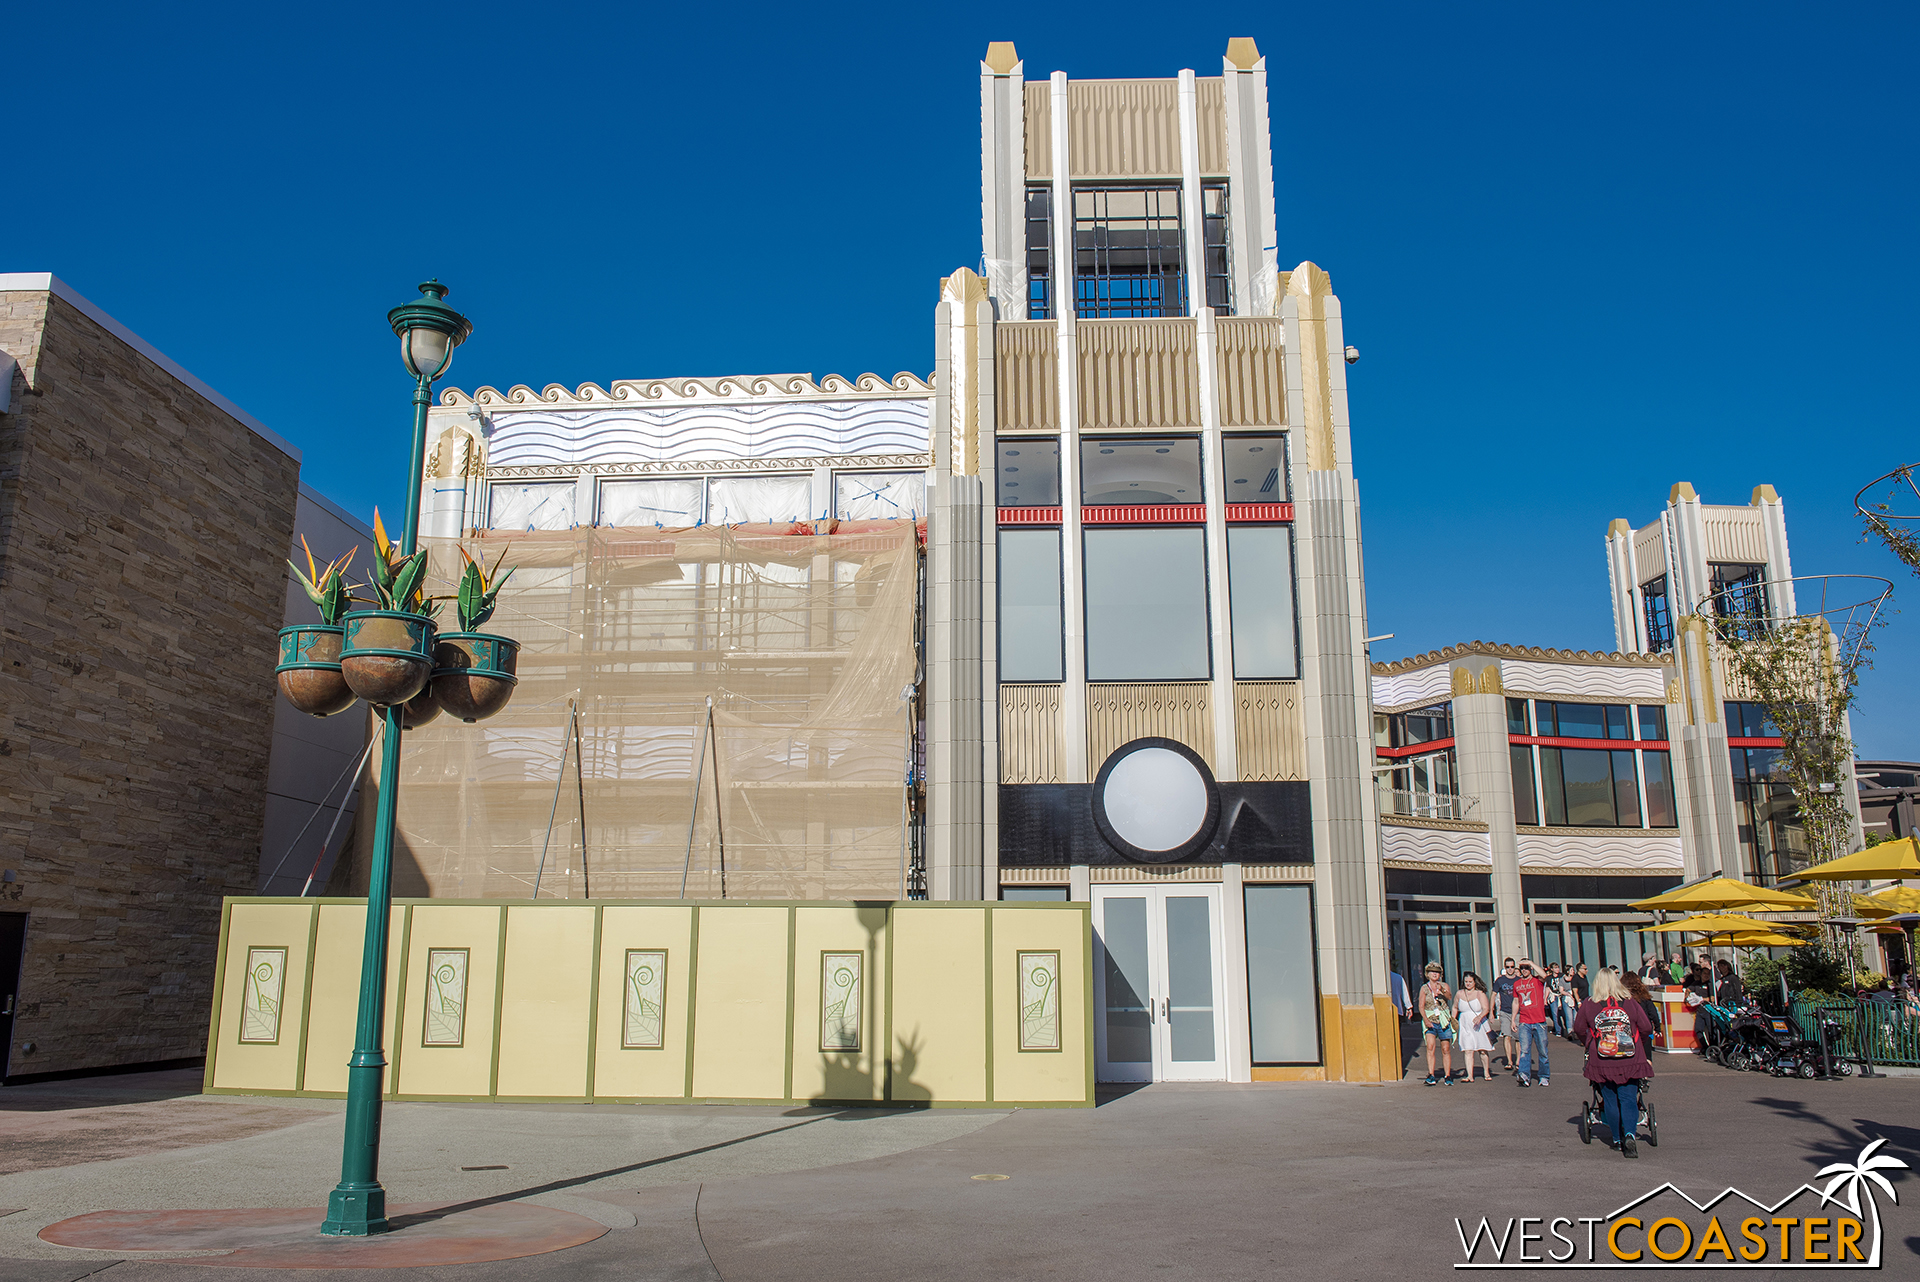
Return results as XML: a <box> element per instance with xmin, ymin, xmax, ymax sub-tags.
<box><xmin>1240</xmin><ymin>864</ymin><xmax>1315</xmax><ymax>882</ymax></box>
<box><xmin>1384</xmin><ymin>859</ymin><xmax>1491</xmax><ymax>875</ymax></box>
<box><xmin>999</xmin><ymin>867</ymin><xmax>1070</xmax><ymax>884</ymax></box>
<box><xmin>983</xmin><ymin>42</ymin><xmax>1019</xmax><ymax>74</ymax></box>
<box><xmin>443</xmin><ymin>371</ymin><xmax>935</xmax><ymax>410</ymax></box>
<box><xmin>1381</xmin><ymin>815</ymin><xmax>1489</xmax><ymax>833</ymax></box>
<box><xmin>487</xmin><ymin>453</ymin><xmax>932</xmax><ymax>481</ymax></box>
<box><xmin>1477</xmin><ymin>667</ymin><xmax>1504</xmax><ymax>696</ymax></box>
<box><xmin>1371</xmin><ymin>640</ymin><xmax>1668</xmax><ymax>675</ymax></box>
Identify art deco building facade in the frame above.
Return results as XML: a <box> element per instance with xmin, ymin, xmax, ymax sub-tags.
<box><xmin>385</xmin><ymin>39</ymin><xmax>1395</xmax><ymax>1083</ymax></box>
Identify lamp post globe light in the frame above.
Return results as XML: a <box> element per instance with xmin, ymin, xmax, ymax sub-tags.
<box><xmin>318</xmin><ymin>281</ymin><xmax>474</xmax><ymax>1238</ymax></box>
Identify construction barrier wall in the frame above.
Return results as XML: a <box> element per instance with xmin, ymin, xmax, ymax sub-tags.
<box><xmin>204</xmin><ymin>898</ymin><xmax>1092</xmax><ymax>1108</ymax></box>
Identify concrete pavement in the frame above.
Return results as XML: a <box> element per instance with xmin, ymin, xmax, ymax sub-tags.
<box><xmin>1</xmin><ymin>1055</ymin><xmax>1916</xmax><ymax>1280</ymax></box>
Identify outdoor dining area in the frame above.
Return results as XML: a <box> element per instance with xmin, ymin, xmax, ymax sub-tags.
<box><xmin>1629</xmin><ymin>838</ymin><xmax>1920</xmax><ymax>1072</ymax></box>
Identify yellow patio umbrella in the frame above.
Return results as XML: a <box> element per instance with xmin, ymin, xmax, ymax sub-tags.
<box><xmin>1862</xmin><ymin>885</ymin><xmax>1920</xmax><ymax>914</ymax></box>
<box><xmin>1638</xmin><ymin>913</ymin><xmax>1779</xmax><ymax>936</ymax></box>
<box><xmin>1705</xmin><ymin>930</ymin><xmax>1811</xmax><ymax>948</ymax></box>
<box><xmin>1779</xmin><ymin>838</ymin><xmax>1920</xmax><ymax>885</ymax></box>
<box><xmin>1629</xmin><ymin>877</ymin><xmax>1817</xmax><ymax>912</ymax></box>
<box><xmin>1849</xmin><ymin>894</ymin><xmax>1898</xmax><ymax>920</ymax></box>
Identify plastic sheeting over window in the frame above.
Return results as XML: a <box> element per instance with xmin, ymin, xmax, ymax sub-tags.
<box><xmin>489</xmin><ymin>481</ymin><xmax>576</xmax><ymax>531</ymax></box>
<box><xmin>835</xmin><ymin>472</ymin><xmax>925</xmax><ymax>521</ymax></box>
<box><xmin>598</xmin><ymin>478</ymin><xmax>704</xmax><ymax>527</ymax></box>
<box><xmin>708</xmin><ymin>475</ymin><xmax>811</xmax><ymax>524</ymax></box>
<box><xmin>355</xmin><ymin>523</ymin><xmax>920</xmax><ymax>901</ymax></box>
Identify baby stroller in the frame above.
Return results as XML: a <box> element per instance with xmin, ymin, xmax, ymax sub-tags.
<box><xmin>1694</xmin><ymin>1003</ymin><xmax>1738</xmax><ymax>1066</ymax></box>
<box><xmin>1580</xmin><ymin>1079</ymin><xmax>1657</xmax><ymax>1148</ymax></box>
<box><xmin>1727</xmin><ymin>1010</ymin><xmax>1853</xmax><ymax>1078</ymax></box>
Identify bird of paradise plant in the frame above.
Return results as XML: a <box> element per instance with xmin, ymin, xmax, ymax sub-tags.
<box><xmin>455</xmin><ymin>545</ymin><xmax>515</xmax><ymax>632</ymax></box>
<box><xmin>288</xmin><ymin>536</ymin><xmax>356</xmax><ymax>625</ymax></box>
<box><xmin>359</xmin><ymin>509</ymin><xmax>433</xmax><ymax>616</ymax></box>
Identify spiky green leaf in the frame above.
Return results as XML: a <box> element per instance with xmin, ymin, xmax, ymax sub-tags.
<box><xmin>318</xmin><ymin>573</ymin><xmax>350</xmax><ymax>625</ymax></box>
<box><xmin>391</xmin><ymin>552</ymin><xmax>429</xmax><ymax>614</ymax></box>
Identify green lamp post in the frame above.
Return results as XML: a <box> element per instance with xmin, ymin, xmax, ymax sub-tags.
<box><xmin>320</xmin><ymin>280</ymin><xmax>474</xmax><ymax>1238</ymax></box>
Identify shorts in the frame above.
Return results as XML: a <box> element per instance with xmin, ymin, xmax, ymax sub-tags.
<box><xmin>1497</xmin><ymin>1011</ymin><xmax>1517</xmax><ymax>1039</ymax></box>
<box><xmin>1426</xmin><ymin>1025</ymin><xmax>1454</xmax><ymax>1041</ymax></box>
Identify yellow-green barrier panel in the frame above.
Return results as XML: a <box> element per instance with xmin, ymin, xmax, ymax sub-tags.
<box><xmin>204</xmin><ymin>898</ymin><xmax>1093</xmax><ymax>1108</ymax></box>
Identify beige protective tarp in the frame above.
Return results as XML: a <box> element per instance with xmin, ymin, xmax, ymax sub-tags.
<box><xmin>361</xmin><ymin>522</ymin><xmax>919</xmax><ymax>901</ymax></box>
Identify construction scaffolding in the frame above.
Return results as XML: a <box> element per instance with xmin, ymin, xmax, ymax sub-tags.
<box><xmin>353</xmin><ymin>521</ymin><xmax>922</xmax><ymax>901</ymax></box>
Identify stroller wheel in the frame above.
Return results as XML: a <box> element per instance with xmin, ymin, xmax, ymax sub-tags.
<box><xmin>1644</xmin><ymin>1101</ymin><xmax>1658</xmax><ymax>1147</ymax></box>
<box><xmin>1835</xmin><ymin>1060</ymin><xmax>1856</xmax><ymax>1078</ymax></box>
<box><xmin>1798</xmin><ymin>1062</ymin><xmax>1818</xmax><ymax>1080</ymax></box>
<box><xmin>1579</xmin><ymin>1109</ymin><xmax>1592</xmax><ymax>1144</ymax></box>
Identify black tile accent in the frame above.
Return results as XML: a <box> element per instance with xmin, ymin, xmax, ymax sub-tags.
<box><xmin>998</xmin><ymin>781</ymin><xmax>1311</xmax><ymax>866</ymax></box>
<box><xmin>1385</xmin><ymin>868</ymin><xmax>1493</xmax><ymax>898</ymax></box>
<box><xmin>1520</xmin><ymin>873</ymin><xmax>1683</xmax><ymax>901</ymax></box>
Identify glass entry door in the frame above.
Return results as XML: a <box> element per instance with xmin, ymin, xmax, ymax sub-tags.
<box><xmin>1093</xmin><ymin>885</ymin><xmax>1227</xmax><ymax>1082</ymax></box>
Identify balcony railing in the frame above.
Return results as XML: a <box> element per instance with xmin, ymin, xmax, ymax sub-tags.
<box><xmin>1380</xmin><ymin>788</ymin><xmax>1477</xmax><ymax>822</ymax></box>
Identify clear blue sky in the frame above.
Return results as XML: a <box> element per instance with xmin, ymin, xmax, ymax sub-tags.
<box><xmin>11</xmin><ymin>3</ymin><xmax>1917</xmax><ymax>756</ymax></box>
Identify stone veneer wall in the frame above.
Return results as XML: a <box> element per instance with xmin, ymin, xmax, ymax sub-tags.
<box><xmin>0</xmin><ymin>289</ymin><xmax>299</xmax><ymax>1078</ymax></box>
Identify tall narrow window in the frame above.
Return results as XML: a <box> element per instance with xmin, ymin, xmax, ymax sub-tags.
<box><xmin>1643</xmin><ymin>751</ymin><xmax>1677</xmax><ymax>827</ymax></box>
<box><xmin>999</xmin><ymin>529</ymin><xmax>1065</xmax><ymax>682</ymax></box>
<box><xmin>1640</xmin><ymin>576</ymin><xmax>1672</xmax><ymax>652</ymax></box>
<box><xmin>1540</xmin><ymin>748</ymin><xmax>1568</xmax><ymax>826</ymax></box>
<box><xmin>1083</xmin><ymin>528</ymin><xmax>1209</xmax><ymax>680</ymax></box>
<box><xmin>1227</xmin><ymin>526</ymin><xmax>1297</xmax><ymax>678</ymax></box>
<box><xmin>1244</xmin><ymin>885</ymin><xmax>1318</xmax><ymax>1064</ymax></box>
<box><xmin>1636</xmin><ymin>704</ymin><xmax>1668</xmax><ymax>741</ymax></box>
<box><xmin>1511</xmin><ymin>745</ymin><xmax>1538</xmax><ymax>825</ymax></box>
<box><xmin>1507</xmin><ymin>698</ymin><xmax>1531</xmax><ymax>735</ymax></box>
<box><xmin>1611</xmin><ymin>749</ymin><xmax>1641</xmax><ymax>826</ymax></box>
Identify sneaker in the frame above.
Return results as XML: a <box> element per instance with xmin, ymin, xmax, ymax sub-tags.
<box><xmin>1539</xmin><ymin>1079</ymin><xmax>1550</xmax><ymax>1087</ymax></box>
<box><xmin>1517</xmin><ymin>1076</ymin><xmax>1532</xmax><ymax>1088</ymax></box>
<box><xmin>1622</xmin><ymin>1136</ymin><xmax>1639</xmax><ymax>1159</ymax></box>
<box><xmin>1442</xmin><ymin>1076</ymin><xmax>1455</xmax><ymax>1086</ymax></box>
<box><xmin>1424</xmin><ymin>1074</ymin><xmax>1437</xmax><ymax>1086</ymax></box>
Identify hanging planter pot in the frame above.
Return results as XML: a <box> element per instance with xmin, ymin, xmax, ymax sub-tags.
<box><xmin>431</xmin><ymin>633</ymin><xmax>520</xmax><ymax>723</ymax></box>
<box><xmin>400</xmin><ymin>682</ymin><xmax>443</xmax><ymax>730</ymax></box>
<box><xmin>275</xmin><ymin>624</ymin><xmax>357</xmax><ymax>717</ymax></box>
<box><xmin>339</xmin><ymin>610</ymin><xmax>436</xmax><ymax>707</ymax></box>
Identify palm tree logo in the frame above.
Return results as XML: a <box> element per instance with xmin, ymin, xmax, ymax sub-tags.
<box><xmin>1816</xmin><ymin>1138</ymin><xmax>1909</xmax><ymax>1265</ymax></box>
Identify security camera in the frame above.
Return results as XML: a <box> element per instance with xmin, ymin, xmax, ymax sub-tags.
<box><xmin>1344</xmin><ymin>345</ymin><xmax>1359</xmax><ymax>365</ymax></box>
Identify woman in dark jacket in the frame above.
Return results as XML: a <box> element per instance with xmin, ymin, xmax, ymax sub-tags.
<box><xmin>1713</xmin><ymin>959</ymin><xmax>1746</xmax><ymax>1009</ymax></box>
<box><xmin>1684</xmin><ymin>964</ymin><xmax>1713</xmax><ymax>1002</ymax></box>
<box><xmin>1572</xmin><ymin>969</ymin><xmax>1654</xmax><ymax>1158</ymax></box>
<box><xmin>1621</xmin><ymin>971</ymin><xmax>1664</xmax><ymax>1059</ymax></box>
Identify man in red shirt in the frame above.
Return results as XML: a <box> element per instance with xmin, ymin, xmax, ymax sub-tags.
<box><xmin>1512</xmin><ymin>959</ymin><xmax>1551</xmax><ymax>1087</ymax></box>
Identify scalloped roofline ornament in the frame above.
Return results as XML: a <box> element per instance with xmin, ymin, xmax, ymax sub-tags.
<box><xmin>1370</xmin><ymin>639</ymin><xmax>1671</xmax><ymax>675</ymax></box>
<box><xmin>442</xmin><ymin>371</ymin><xmax>936</xmax><ymax>410</ymax></box>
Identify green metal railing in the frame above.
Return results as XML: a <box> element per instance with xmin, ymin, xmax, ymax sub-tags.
<box><xmin>1790</xmin><ymin>999</ymin><xmax>1920</xmax><ymax>1067</ymax></box>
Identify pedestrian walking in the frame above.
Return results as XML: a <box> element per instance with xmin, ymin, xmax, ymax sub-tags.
<box><xmin>1389</xmin><ymin>968</ymin><xmax>1413</xmax><ymax>1020</ymax></box>
<box><xmin>1418</xmin><ymin>962</ymin><xmax>1456</xmax><ymax>1086</ymax></box>
<box><xmin>1454</xmin><ymin>972</ymin><xmax>1495</xmax><ymax>1082</ymax></box>
<box><xmin>1572</xmin><ymin>969</ymin><xmax>1654</xmax><ymax>1158</ymax></box>
<box><xmin>1621</xmin><ymin>970</ymin><xmax>1664</xmax><ymax>1059</ymax></box>
<box><xmin>1546</xmin><ymin>962</ymin><xmax>1575</xmax><ymax>1036</ymax></box>
<box><xmin>1511</xmin><ymin>959</ymin><xmax>1551</xmax><ymax>1087</ymax></box>
<box><xmin>1491</xmin><ymin>958</ymin><xmax>1519</xmax><ymax>1070</ymax></box>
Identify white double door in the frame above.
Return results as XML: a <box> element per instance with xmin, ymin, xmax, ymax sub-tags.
<box><xmin>1093</xmin><ymin>885</ymin><xmax>1228</xmax><ymax>1082</ymax></box>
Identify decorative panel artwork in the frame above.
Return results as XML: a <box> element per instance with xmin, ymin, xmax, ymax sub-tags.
<box><xmin>1018</xmin><ymin>950</ymin><xmax>1062</xmax><ymax>1051</ymax></box>
<box><xmin>423</xmin><ymin>948</ymin><xmax>469</xmax><ymax>1047</ymax></box>
<box><xmin>1086</xmin><ymin>683</ymin><xmax>1215</xmax><ymax>773</ymax></box>
<box><xmin>1234</xmin><ymin>681</ymin><xmax>1305</xmax><ymax>782</ymax></box>
<box><xmin>820</xmin><ymin>952</ymin><xmax>863</xmax><ymax>1052</ymax></box>
<box><xmin>623</xmin><ymin>950</ymin><xmax>668</xmax><ymax>1050</ymax></box>
<box><xmin>479</xmin><ymin>398</ymin><xmax>933</xmax><ymax>468</ymax></box>
<box><xmin>1000</xmin><ymin>684</ymin><xmax>1065</xmax><ymax>785</ymax></box>
<box><xmin>239</xmin><ymin>947</ymin><xmax>287</xmax><ymax>1044</ymax></box>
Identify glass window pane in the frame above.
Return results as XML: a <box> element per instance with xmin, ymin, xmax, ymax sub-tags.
<box><xmin>1555</xmin><ymin>703</ymin><xmax>1607</xmax><ymax>739</ymax></box>
<box><xmin>1223</xmin><ymin>436</ymin><xmax>1288</xmax><ymax>501</ymax></box>
<box><xmin>489</xmin><ymin>481</ymin><xmax>575</xmax><ymax>531</ymax></box>
<box><xmin>1245</xmin><ymin>885</ymin><xmax>1319</xmax><ymax>1064</ymax></box>
<box><xmin>835</xmin><ymin>472</ymin><xmax>925</xmax><ymax>520</ymax></box>
<box><xmin>1538</xmin><ymin>923</ymin><xmax>1564</xmax><ymax>969</ymax></box>
<box><xmin>1511</xmin><ymin>745</ymin><xmax>1538</xmax><ymax>825</ymax></box>
<box><xmin>998</xmin><ymin>529</ymin><xmax>1064</xmax><ymax>682</ymax></box>
<box><xmin>1506</xmin><ymin>698</ymin><xmax>1530</xmax><ymax>735</ymax></box>
<box><xmin>1636</xmin><ymin>705</ymin><xmax>1667</xmax><ymax>741</ymax></box>
<box><xmin>1102</xmin><ymin>897</ymin><xmax>1152</xmax><ymax>1064</ymax></box>
<box><xmin>996</xmin><ymin>438</ymin><xmax>1060</xmax><ymax>506</ymax></box>
<box><xmin>1541</xmin><ymin>748</ymin><xmax>1568</xmax><ymax>826</ymax></box>
<box><xmin>1561</xmin><ymin>749</ymin><xmax>1616</xmax><ymax>826</ymax></box>
<box><xmin>1227</xmin><ymin>525</ymin><xmax>1296</xmax><ymax>678</ymax></box>
<box><xmin>1165</xmin><ymin>896</ymin><xmax>1217</xmax><ymax>1062</ymax></box>
<box><xmin>1084</xmin><ymin>528</ymin><xmax>1209</xmax><ymax>680</ymax></box>
<box><xmin>1607</xmin><ymin>705</ymin><xmax>1631</xmax><ymax>740</ymax></box>
<box><xmin>707</xmin><ymin>475</ymin><xmax>811</xmax><ymax>524</ymax></box>
<box><xmin>1643</xmin><ymin>751</ymin><xmax>1677</xmax><ymax>828</ymax></box>
<box><xmin>1612</xmin><ymin>749</ymin><xmax>1641</xmax><ymax>827</ymax></box>
<box><xmin>1080</xmin><ymin>438</ymin><xmax>1203</xmax><ymax>506</ymax></box>
<box><xmin>597</xmin><ymin>478</ymin><xmax>703</xmax><ymax>528</ymax></box>
<box><xmin>1536</xmin><ymin>703</ymin><xmax>1556</xmax><ymax>736</ymax></box>
<box><xmin>1001</xmin><ymin>886</ymin><xmax>1069</xmax><ymax>901</ymax></box>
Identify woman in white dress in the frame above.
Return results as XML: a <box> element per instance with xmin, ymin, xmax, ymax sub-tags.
<box><xmin>1454</xmin><ymin>971</ymin><xmax>1495</xmax><ymax>1082</ymax></box>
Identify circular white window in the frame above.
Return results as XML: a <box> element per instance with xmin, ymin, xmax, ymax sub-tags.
<box><xmin>1101</xmin><ymin>747</ymin><xmax>1210</xmax><ymax>852</ymax></box>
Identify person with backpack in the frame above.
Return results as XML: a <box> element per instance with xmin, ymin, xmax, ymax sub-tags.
<box><xmin>1572</xmin><ymin>969</ymin><xmax>1654</xmax><ymax>1158</ymax></box>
